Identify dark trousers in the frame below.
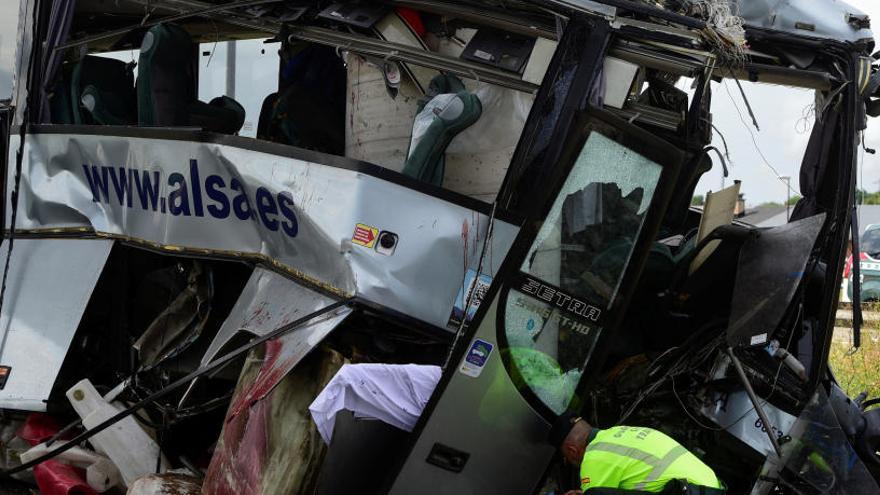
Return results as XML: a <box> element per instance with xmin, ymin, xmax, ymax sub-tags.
<box><xmin>584</xmin><ymin>479</ymin><xmax>726</xmax><ymax>495</ymax></box>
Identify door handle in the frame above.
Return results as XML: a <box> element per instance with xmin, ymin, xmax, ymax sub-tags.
<box><xmin>426</xmin><ymin>442</ymin><xmax>470</xmax><ymax>473</ymax></box>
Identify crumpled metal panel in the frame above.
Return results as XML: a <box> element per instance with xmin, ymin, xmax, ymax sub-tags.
<box><xmin>701</xmin><ymin>390</ymin><xmax>796</xmax><ymax>457</ymax></box>
<box><xmin>9</xmin><ymin>133</ymin><xmax>519</xmax><ymax>329</ymax></box>
<box><xmin>133</xmin><ymin>261</ymin><xmax>213</xmax><ymax>369</ymax></box>
<box><xmin>224</xmin><ymin>307</ymin><xmax>351</xmax><ymax>420</ymax></box>
<box><xmin>0</xmin><ymin>238</ymin><xmax>113</xmax><ymax>410</ymax></box>
<box><xmin>179</xmin><ymin>269</ymin><xmax>350</xmax><ymax>408</ymax></box>
<box><xmin>729</xmin><ymin>0</ymin><xmax>873</xmax><ymax>43</ymax></box>
<box><xmin>198</xmin><ymin>268</ymin><xmax>333</xmax><ymax>368</ymax></box>
<box><xmin>751</xmin><ymin>388</ymin><xmax>880</xmax><ymax>494</ymax></box>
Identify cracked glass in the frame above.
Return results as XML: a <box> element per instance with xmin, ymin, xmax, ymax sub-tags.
<box><xmin>504</xmin><ymin>130</ymin><xmax>662</xmax><ymax>414</ymax></box>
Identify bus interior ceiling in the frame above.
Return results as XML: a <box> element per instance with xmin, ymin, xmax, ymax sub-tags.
<box><xmin>5</xmin><ymin>0</ymin><xmax>880</xmax><ymax>493</ymax></box>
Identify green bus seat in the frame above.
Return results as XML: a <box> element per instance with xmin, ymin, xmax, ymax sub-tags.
<box><xmin>402</xmin><ymin>74</ymin><xmax>482</xmax><ymax>186</ymax></box>
<box><xmin>257</xmin><ymin>44</ymin><xmax>346</xmax><ymax>154</ymax></box>
<box><xmin>71</xmin><ymin>55</ymin><xmax>136</xmax><ymax>125</ymax></box>
<box><xmin>48</xmin><ymin>66</ymin><xmax>75</xmax><ymax>125</ymax></box>
<box><xmin>137</xmin><ymin>23</ymin><xmax>244</xmax><ymax>134</ymax></box>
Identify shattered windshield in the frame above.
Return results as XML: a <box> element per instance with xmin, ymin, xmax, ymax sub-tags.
<box><xmin>504</xmin><ymin>130</ymin><xmax>662</xmax><ymax>414</ymax></box>
<box><xmin>522</xmin><ymin>132</ymin><xmax>661</xmax><ymax>307</ymax></box>
<box><xmin>753</xmin><ymin>388</ymin><xmax>880</xmax><ymax>494</ymax></box>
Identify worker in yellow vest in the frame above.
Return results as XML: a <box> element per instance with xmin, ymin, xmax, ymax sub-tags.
<box><xmin>549</xmin><ymin>413</ymin><xmax>725</xmax><ymax>494</ymax></box>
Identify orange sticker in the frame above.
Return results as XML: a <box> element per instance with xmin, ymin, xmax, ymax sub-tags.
<box><xmin>352</xmin><ymin>223</ymin><xmax>379</xmax><ymax>248</ymax></box>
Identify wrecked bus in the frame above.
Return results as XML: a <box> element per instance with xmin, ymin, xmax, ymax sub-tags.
<box><xmin>0</xmin><ymin>0</ymin><xmax>879</xmax><ymax>493</ymax></box>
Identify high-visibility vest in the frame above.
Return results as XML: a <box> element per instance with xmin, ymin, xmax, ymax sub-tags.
<box><xmin>580</xmin><ymin>426</ymin><xmax>722</xmax><ymax>493</ymax></box>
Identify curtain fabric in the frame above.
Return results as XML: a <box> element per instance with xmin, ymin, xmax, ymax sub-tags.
<box><xmin>37</xmin><ymin>0</ymin><xmax>76</xmax><ymax>123</ymax></box>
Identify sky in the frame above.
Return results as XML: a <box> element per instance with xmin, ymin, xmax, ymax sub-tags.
<box><xmin>693</xmin><ymin>0</ymin><xmax>880</xmax><ymax>206</ymax></box>
<box><xmin>0</xmin><ymin>0</ymin><xmax>16</xmax><ymax>98</ymax></box>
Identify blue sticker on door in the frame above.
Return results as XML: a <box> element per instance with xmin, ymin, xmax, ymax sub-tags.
<box><xmin>459</xmin><ymin>338</ymin><xmax>494</xmax><ymax>378</ymax></box>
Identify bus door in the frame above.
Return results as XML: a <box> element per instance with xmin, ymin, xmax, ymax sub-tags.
<box><xmin>388</xmin><ymin>107</ymin><xmax>683</xmax><ymax>494</ymax></box>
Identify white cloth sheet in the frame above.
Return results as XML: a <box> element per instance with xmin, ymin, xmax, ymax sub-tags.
<box><xmin>309</xmin><ymin>363</ymin><xmax>441</xmax><ymax>444</ymax></box>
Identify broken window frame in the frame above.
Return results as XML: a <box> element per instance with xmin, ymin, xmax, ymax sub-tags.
<box><xmin>494</xmin><ymin>108</ymin><xmax>683</xmax><ymax>420</ymax></box>
<box><xmin>19</xmin><ymin>0</ymin><xmax>568</xmax><ymax>222</ymax></box>
<box><xmin>501</xmin><ymin>128</ymin><xmax>666</xmax><ymax>415</ymax></box>
<box><xmin>497</xmin><ymin>17</ymin><xmax>613</xmax><ymax>214</ymax></box>
<box><xmin>488</xmin><ymin>22</ymin><xmax>862</xmax><ymax>419</ymax></box>
<box><xmin>394</xmin><ymin>11</ymin><xmax>616</xmax><ymax>434</ymax></box>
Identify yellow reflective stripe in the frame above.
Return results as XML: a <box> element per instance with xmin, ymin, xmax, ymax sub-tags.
<box><xmin>587</xmin><ymin>442</ymin><xmax>690</xmax><ymax>490</ymax></box>
<box><xmin>633</xmin><ymin>445</ymin><xmax>688</xmax><ymax>490</ymax></box>
<box><xmin>587</xmin><ymin>441</ymin><xmax>661</xmax><ymax>465</ymax></box>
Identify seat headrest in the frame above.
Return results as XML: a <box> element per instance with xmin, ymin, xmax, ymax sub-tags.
<box><xmin>140</xmin><ymin>24</ymin><xmax>193</xmax><ymax>64</ymax></box>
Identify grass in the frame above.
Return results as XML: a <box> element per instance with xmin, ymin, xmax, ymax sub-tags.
<box><xmin>829</xmin><ymin>339</ymin><xmax>880</xmax><ymax>400</ymax></box>
<box><xmin>829</xmin><ymin>301</ymin><xmax>880</xmax><ymax>401</ymax></box>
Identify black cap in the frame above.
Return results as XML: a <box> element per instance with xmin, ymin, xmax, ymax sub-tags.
<box><xmin>548</xmin><ymin>412</ymin><xmax>581</xmax><ymax>448</ymax></box>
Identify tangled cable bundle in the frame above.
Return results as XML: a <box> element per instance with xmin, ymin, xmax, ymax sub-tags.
<box><xmin>689</xmin><ymin>1</ymin><xmax>748</xmax><ymax>65</ymax></box>
<box><xmin>638</xmin><ymin>0</ymin><xmax>748</xmax><ymax>66</ymax></box>
<box><xmin>687</xmin><ymin>0</ymin><xmax>745</xmax><ymax>41</ymax></box>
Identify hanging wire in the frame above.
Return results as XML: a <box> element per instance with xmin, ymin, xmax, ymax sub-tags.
<box><xmin>732</xmin><ymin>76</ymin><xmax>760</xmax><ymax>131</ymax></box>
<box><xmin>705</xmin><ymin>119</ymin><xmax>731</xmax><ymax>161</ymax></box>
<box><xmin>795</xmin><ymin>102</ymin><xmax>816</xmax><ymax>135</ymax></box>
<box><xmin>624</xmin><ymin>304</ymin><xmax>803</xmax><ymax>433</ymax></box>
<box><xmin>722</xmin><ymin>80</ymin><xmax>800</xmax><ymax>197</ymax></box>
<box><xmin>205</xmin><ymin>19</ymin><xmax>220</xmax><ymax>68</ymax></box>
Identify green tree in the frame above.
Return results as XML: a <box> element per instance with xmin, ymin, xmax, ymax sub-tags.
<box><xmin>857</xmin><ymin>189</ymin><xmax>880</xmax><ymax>205</ymax></box>
<box><xmin>691</xmin><ymin>194</ymin><xmax>704</xmax><ymax>206</ymax></box>
<box><xmin>786</xmin><ymin>194</ymin><xmax>802</xmax><ymax>206</ymax></box>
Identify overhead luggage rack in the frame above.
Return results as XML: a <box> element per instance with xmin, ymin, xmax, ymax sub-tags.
<box><xmin>287</xmin><ymin>25</ymin><xmax>541</xmax><ymax>93</ymax></box>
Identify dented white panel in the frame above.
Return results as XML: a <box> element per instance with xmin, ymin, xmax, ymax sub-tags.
<box><xmin>0</xmin><ymin>238</ymin><xmax>113</xmax><ymax>411</ymax></box>
<box><xmin>180</xmin><ymin>268</ymin><xmax>351</xmax><ymax>408</ymax></box>
<box><xmin>702</xmin><ymin>390</ymin><xmax>797</xmax><ymax>457</ymax></box>
<box><xmin>730</xmin><ymin>0</ymin><xmax>873</xmax><ymax>43</ymax></box>
<box><xmin>9</xmin><ymin>132</ymin><xmax>519</xmax><ymax>329</ymax></box>
<box><xmin>199</xmin><ymin>268</ymin><xmax>335</xmax><ymax>367</ymax></box>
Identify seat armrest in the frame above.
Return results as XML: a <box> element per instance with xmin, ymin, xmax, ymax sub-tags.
<box><xmin>187</xmin><ymin>96</ymin><xmax>245</xmax><ymax>134</ymax></box>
